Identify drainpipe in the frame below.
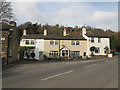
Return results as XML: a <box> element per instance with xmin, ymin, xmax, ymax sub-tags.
<box><xmin>6</xmin><ymin>32</ymin><xmax>9</xmax><ymax>65</ymax></box>
<box><xmin>59</xmin><ymin>40</ymin><xmax>60</xmax><ymax>58</ymax></box>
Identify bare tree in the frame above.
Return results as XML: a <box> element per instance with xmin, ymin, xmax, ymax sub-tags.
<box><xmin>0</xmin><ymin>0</ymin><xmax>13</xmax><ymax>23</ymax></box>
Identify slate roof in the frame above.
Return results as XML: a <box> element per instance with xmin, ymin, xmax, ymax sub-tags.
<box><xmin>85</xmin><ymin>30</ymin><xmax>109</xmax><ymax>38</ymax></box>
<box><xmin>21</xmin><ymin>34</ymin><xmax>86</xmax><ymax>40</ymax></box>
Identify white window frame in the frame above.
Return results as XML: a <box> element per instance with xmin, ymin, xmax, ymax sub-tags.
<box><xmin>91</xmin><ymin>37</ymin><xmax>94</xmax><ymax>43</ymax></box>
<box><xmin>95</xmin><ymin>47</ymin><xmax>100</xmax><ymax>53</ymax></box>
<box><xmin>71</xmin><ymin>51</ymin><xmax>80</xmax><ymax>56</ymax></box>
<box><xmin>49</xmin><ymin>51</ymin><xmax>58</xmax><ymax>57</ymax></box>
<box><xmin>50</xmin><ymin>40</ymin><xmax>58</xmax><ymax>45</ymax></box>
<box><xmin>31</xmin><ymin>40</ymin><xmax>35</xmax><ymax>45</ymax></box>
<box><xmin>71</xmin><ymin>41</ymin><xmax>80</xmax><ymax>45</ymax></box>
<box><xmin>25</xmin><ymin>40</ymin><xmax>29</xmax><ymax>45</ymax></box>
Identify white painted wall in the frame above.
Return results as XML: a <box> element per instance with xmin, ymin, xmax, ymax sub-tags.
<box><xmin>20</xmin><ymin>39</ymin><xmax>44</xmax><ymax>60</ymax></box>
<box><xmin>82</xmin><ymin>27</ymin><xmax>110</xmax><ymax>56</ymax></box>
<box><xmin>20</xmin><ymin>39</ymin><xmax>35</xmax><ymax>47</ymax></box>
<box><xmin>35</xmin><ymin>39</ymin><xmax>44</xmax><ymax>60</ymax></box>
<box><xmin>87</xmin><ymin>37</ymin><xmax>110</xmax><ymax>55</ymax></box>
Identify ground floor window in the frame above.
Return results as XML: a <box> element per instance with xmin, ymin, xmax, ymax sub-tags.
<box><xmin>71</xmin><ymin>51</ymin><xmax>80</xmax><ymax>57</ymax></box>
<box><xmin>24</xmin><ymin>49</ymin><xmax>35</xmax><ymax>59</ymax></box>
<box><xmin>49</xmin><ymin>51</ymin><xmax>58</xmax><ymax>57</ymax></box>
<box><xmin>62</xmin><ymin>50</ymin><xmax>69</xmax><ymax>56</ymax></box>
<box><xmin>83</xmin><ymin>52</ymin><xmax>86</xmax><ymax>57</ymax></box>
<box><xmin>95</xmin><ymin>47</ymin><xmax>100</xmax><ymax>53</ymax></box>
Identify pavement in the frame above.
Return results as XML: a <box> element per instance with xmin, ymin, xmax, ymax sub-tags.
<box><xmin>2</xmin><ymin>56</ymin><xmax>118</xmax><ymax>88</ymax></box>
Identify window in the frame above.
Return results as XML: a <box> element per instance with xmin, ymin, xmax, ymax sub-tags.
<box><xmin>98</xmin><ymin>38</ymin><xmax>101</xmax><ymax>43</ymax></box>
<box><xmin>83</xmin><ymin>52</ymin><xmax>86</xmax><ymax>57</ymax></box>
<box><xmin>50</xmin><ymin>41</ymin><xmax>54</xmax><ymax>45</ymax></box>
<box><xmin>71</xmin><ymin>41</ymin><xmax>80</xmax><ymax>45</ymax></box>
<box><xmin>62</xmin><ymin>50</ymin><xmax>69</xmax><ymax>56</ymax></box>
<box><xmin>91</xmin><ymin>37</ymin><xmax>94</xmax><ymax>43</ymax></box>
<box><xmin>55</xmin><ymin>41</ymin><xmax>58</xmax><ymax>45</ymax></box>
<box><xmin>71</xmin><ymin>51</ymin><xmax>80</xmax><ymax>56</ymax></box>
<box><xmin>31</xmin><ymin>40</ymin><xmax>34</xmax><ymax>45</ymax></box>
<box><xmin>49</xmin><ymin>51</ymin><xmax>58</xmax><ymax>57</ymax></box>
<box><xmin>50</xmin><ymin>40</ymin><xmax>58</xmax><ymax>45</ymax></box>
<box><xmin>95</xmin><ymin>47</ymin><xmax>100</xmax><ymax>53</ymax></box>
<box><xmin>76</xmin><ymin>41</ymin><xmax>80</xmax><ymax>45</ymax></box>
<box><xmin>26</xmin><ymin>40</ymin><xmax>29</xmax><ymax>45</ymax></box>
<box><xmin>71</xmin><ymin>41</ymin><xmax>75</xmax><ymax>45</ymax></box>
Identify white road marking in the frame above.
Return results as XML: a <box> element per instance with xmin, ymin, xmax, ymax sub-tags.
<box><xmin>41</xmin><ymin>70</ymin><xmax>74</xmax><ymax>81</ymax></box>
<box><xmin>84</xmin><ymin>64</ymin><xmax>98</xmax><ymax>69</ymax></box>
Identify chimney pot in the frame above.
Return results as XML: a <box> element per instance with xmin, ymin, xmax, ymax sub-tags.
<box><xmin>23</xmin><ymin>29</ymin><xmax>26</xmax><ymax>36</ymax></box>
<box><xmin>82</xmin><ymin>26</ymin><xmax>86</xmax><ymax>36</ymax></box>
<box><xmin>63</xmin><ymin>27</ymin><xmax>66</xmax><ymax>36</ymax></box>
<box><xmin>44</xmin><ymin>28</ymin><xmax>47</xmax><ymax>36</ymax></box>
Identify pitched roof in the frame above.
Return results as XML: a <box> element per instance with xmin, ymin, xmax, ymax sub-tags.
<box><xmin>85</xmin><ymin>30</ymin><xmax>109</xmax><ymax>38</ymax></box>
<box><xmin>21</xmin><ymin>34</ymin><xmax>86</xmax><ymax>40</ymax></box>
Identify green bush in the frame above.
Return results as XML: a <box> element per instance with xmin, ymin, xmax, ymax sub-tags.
<box><xmin>91</xmin><ymin>52</ymin><xmax>95</xmax><ymax>56</ymax></box>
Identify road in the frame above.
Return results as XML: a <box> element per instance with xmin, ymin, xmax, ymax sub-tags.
<box><xmin>2</xmin><ymin>57</ymin><xmax>118</xmax><ymax>88</ymax></box>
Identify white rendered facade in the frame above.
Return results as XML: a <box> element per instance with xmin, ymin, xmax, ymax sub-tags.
<box><xmin>20</xmin><ymin>39</ymin><xmax>44</xmax><ymax>60</ymax></box>
<box><xmin>82</xmin><ymin>27</ymin><xmax>110</xmax><ymax>56</ymax></box>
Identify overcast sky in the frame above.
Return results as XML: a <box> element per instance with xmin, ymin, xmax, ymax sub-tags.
<box><xmin>10</xmin><ymin>0</ymin><xmax>118</xmax><ymax>32</ymax></box>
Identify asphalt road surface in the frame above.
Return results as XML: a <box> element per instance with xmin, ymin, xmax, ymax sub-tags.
<box><xmin>2</xmin><ymin>57</ymin><xmax>118</xmax><ymax>88</ymax></box>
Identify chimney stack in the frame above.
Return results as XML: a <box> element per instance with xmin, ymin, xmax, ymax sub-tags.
<box><xmin>44</xmin><ymin>27</ymin><xmax>47</xmax><ymax>36</ymax></box>
<box><xmin>23</xmin><ymin>29</ymin><xmax>26</xmax><ymax>36</ymax></box>
<box><xmin>63</xmin><ymin>27</ymin><xmax>66</xmax><ymax>36</ymax></box>
<box><xmin>82</xmin><ymin>26</ymin><xmax>86</xmax><ymax>36</ymax></box>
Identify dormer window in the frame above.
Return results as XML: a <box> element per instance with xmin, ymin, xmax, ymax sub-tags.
<box><xmin>91</xmin><ymin>37</ymin><xmax>94</xmax><ymax>43</ymax></box>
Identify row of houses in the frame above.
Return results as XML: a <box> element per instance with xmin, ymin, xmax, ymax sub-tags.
<box><xmin>20</xmin><ymin>26</ymin><xmax>110</xmax><ymax>61</ymax></box>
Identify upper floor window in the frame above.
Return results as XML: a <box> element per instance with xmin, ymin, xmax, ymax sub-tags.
<box><xmin>91</xmin><ymin>37</ymin><xmax>94</xmax><ymax>43</ymax></box>
<box><xmin>76</xmin><ymin>41</ymin><xmax>80</xmax><ymax>45</ymax></box>
<box><xmin>71</xmin><ymin>41</ymin><xmax>75</xmax><ymax>45</ymax></box>
<box><xmin>31</xmin><ymin>40</ymin><xmax>35</xmax><ymax>45</ymax></box>
<box><xmin>98</xmin><ymin>38</ymin><xmax>101</xmax><ymax>43</ymax></box>
<box><xmin>55</xmin><ymin>41</ymin><xmax>58</xmax><ymax>45</ymax></box>
<box><xmin>26</xmin><ymin>40</ymin><xmax>29</xmax><ymax>45</ymax></box>
<box><xmin>71</xmin><ymin>41</ymin><xmax>80</xmax><ymax>45</ymax></box>
<box><xmin>50</xmin><ymin>40</ymin><xmax>58</xmax><ymax>45</ymax></box>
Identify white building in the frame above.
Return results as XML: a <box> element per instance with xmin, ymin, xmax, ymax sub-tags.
<box><xmin>82</xmin><ymin>26</ymin><xmax>110</xmax><ymax>56</ymax></box>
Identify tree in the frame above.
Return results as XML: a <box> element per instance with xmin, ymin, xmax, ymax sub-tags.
<box><xmin>110</xmin><ymin>35</ymin><xmax>117</xmax><ymax>50</ymax></box>
<box><xmin>0</xmin><ymin>0</ymin><xmax>13</xmax><ymax>23</ymax></box>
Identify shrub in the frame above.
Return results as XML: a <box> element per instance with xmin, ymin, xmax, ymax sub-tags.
<box><xmin>91</xmin><ymin>52</ymin><xmax>95</xmax><ymax>56</ymax></box>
